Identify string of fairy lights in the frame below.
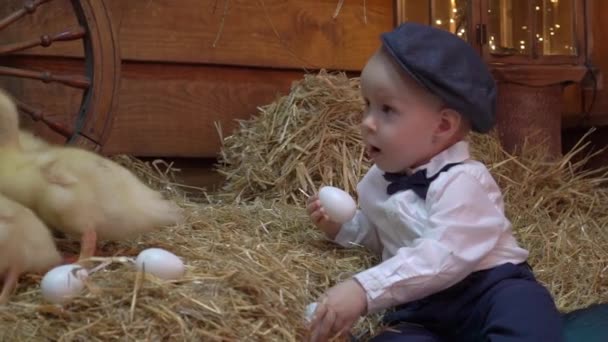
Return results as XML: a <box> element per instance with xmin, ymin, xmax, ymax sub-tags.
<box><xmin>430</xmin><ymin>0</ymin><xmax>573</xmax><ymax>55</ymax></box>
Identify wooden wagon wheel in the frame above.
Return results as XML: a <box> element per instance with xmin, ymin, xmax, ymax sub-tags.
<box><xmin>0</xmin><ymin>0</ymin><xmax>120</xmax><ymax>151</ymax></box>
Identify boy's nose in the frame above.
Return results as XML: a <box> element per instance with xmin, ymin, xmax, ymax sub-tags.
<box><xmin>361</xmin><ymin>114</ymin><xmax>377</xmax><ymax>132</ymax></box>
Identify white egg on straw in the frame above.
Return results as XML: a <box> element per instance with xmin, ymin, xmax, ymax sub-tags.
<box><xmin>135</xmin><ymin>248</ymin><xmax>185</xmax><ymax>280</ymax></box>
<box><xmin>40</xmin><ymin>264</ymin><xmax>89</xmax><ymax>304</ymax></box>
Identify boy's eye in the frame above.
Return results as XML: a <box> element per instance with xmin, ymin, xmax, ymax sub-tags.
<box><xmin>382</xmin><ymin>105</ymin><xmax>393</xmax><ymax>113</ymax></box>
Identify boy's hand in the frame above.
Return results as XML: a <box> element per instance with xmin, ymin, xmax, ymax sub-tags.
<box><xmin>308</xmin><ymin>279</ymin><xmax>367</xmax><ymax>342</ymax></box>
<box><xmin>307</xmin><ymin>195</ymin><xmax>342</xmax><ymax>240</ymax></box>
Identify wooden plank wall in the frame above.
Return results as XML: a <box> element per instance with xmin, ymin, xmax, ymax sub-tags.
<box><xmin>0</xmin><ymin>0</ymin><xmax>393</xmax><ymax>157</ymax></box>
<box><xmin>1</xmin><ymin>0</ymin><xmax>607</xmax><ymax>160</ymax></box>
<box><xmin>581</xmin><ymin>0</ymin><xmax>608</xmax><ymax>124</ymax></box>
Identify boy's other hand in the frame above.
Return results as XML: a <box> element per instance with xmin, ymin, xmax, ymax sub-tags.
<box><xmin>308</xmin><ymin>279</ymin><xmax>367</xmax><ymax>342</ymax></box>
<box><xmin>307</xmin><ymin>194</ymin><xmax>342</xmax><ymax>239</ymax></box>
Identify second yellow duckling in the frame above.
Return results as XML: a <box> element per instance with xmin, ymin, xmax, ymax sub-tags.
<box><xmin>0</xmin><ymin>90</ymin><xmax>184</xmax><ymax>262</ymax></box>
<box><xmin>0</xmin><ymin>193</ymin><xmax>62</xmax><ymax>304</ymax></box>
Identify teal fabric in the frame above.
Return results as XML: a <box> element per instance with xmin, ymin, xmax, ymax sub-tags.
<box><xmin>563</xmin><ymin>304</ymin><xmax>608</xmax><ymax>342</ymax></box>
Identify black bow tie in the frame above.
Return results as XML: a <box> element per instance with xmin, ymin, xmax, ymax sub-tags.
<box><xmin>383</xmin><ymin>163</ymin><xmax>461</xmax><ymax>199</ymax></box>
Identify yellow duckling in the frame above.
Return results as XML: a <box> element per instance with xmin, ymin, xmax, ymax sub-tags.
<box><xmin>0</xmin><ymin>193</ymin><xmax>62</xmax><ymax>304</ymax></box>
<box><xmin>0</xmin><ymin>90</ymin><xmax>184</xmax><ymax>262</ymax></box>
<box><xmin>18</xmin><ymin>131</ymin><xmax>50</xmax><ymax>152</ymax></box>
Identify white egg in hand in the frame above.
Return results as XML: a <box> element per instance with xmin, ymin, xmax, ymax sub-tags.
<box><xmin>305</xmin><ymin>302</ymin><xmax>318</xmax><ymax>322</ymax></box>
<box><xmin>135</xmin><ymin>248</ymin><xmax>185</xmax><ymax>280</ymax></box>
<box><xmin>318</xmin><ymin>186</ymin><xmax>356</xmax><ymax>223</ymax></box>
<box><xmin>41</xmin><ymin>264</ymin><xmax>89</xmax><ymax>304</ymax></box>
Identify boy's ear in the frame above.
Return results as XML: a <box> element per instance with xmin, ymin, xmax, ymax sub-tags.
<box><xmin>435</xmin><ymin>108</ymin><xmax>462</xmax><ymax>138</ymax></box>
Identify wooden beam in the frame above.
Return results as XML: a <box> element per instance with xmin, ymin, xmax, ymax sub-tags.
<box><xmin>1</xmin><ymin>0</ymin><xmax>392</xmax><ymax>71</ymax></box>
<box><xmin>0</xmin><ymin>56</ymin><xmax>305</xmax><ymax>157</ymax></box>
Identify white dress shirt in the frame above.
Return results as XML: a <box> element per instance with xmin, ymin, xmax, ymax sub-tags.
<box><xmin>334</xmin><ymin>141</ymin><xmax>529</xmax><ymax>314</ymax></box>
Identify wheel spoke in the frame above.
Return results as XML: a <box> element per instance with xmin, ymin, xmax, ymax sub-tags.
<box><xmin>0</xmin><ymin>26</ymin><xmax>86</xmax><ymax>55</ymax></box>
<box><xmin>0</xmin><ymin>65</ymin><xmax>90</xmax><ymax>89</ymax></box>
<box><xmin>16</xmin><ymin>99</ymin><xmax>73</xmax><ymax>138</ymax></box>
<box><xmin>0</xmin><ymin>0</ymin><xmax>120</xmax><ymax>150</ymax></box>
<box><xmin>0</xmin><ymin>0</ymin><xmax>54</xmax><ymax>31</ymax></box>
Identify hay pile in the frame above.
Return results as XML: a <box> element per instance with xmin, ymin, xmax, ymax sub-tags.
<box><xmin>0</xmin><ymin>158</ymin><xmax>378</xmax><ymax>341</ymax></box>
<box><xmin>1</xmin><ymin>204</ymin><xmax>377</xmax><ymax>341</ymax></box>
<box><xmin>218</xmin><ymin>70</ymin><xmax>368</xmax><ymax>204</ymax></box>
<box><xmin>471</xmin><ymin>133</ymin><xmax>608</xmax><ymax>310</ymax></box>
<box><xmin>1</xmin><ymin>71</ymin><xmax>607</xmax><ymax>341</ymax></box>
<box><xmin>217</xmin><ymin>70</ymin><xmax>608</xmax><ymax>311</ymax></box>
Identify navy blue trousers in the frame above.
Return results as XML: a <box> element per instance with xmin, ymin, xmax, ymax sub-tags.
<box><xmin>369</xmin><ymin>263</ymin><xmax>563</xmax><ymax>342</ymax></box>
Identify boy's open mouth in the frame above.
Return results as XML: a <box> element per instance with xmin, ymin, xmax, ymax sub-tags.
<box><xmin>367</xmin><ymin>145</ymin><xmax>381</xmax><ymax>157</ymax></box>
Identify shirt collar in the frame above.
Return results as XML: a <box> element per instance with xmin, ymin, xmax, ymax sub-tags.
<box><xmin>412</xmin><ymin>140</ymin><xmax>470</xmax><ymax>177</ymax></box>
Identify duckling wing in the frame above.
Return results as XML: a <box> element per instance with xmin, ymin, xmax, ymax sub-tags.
<box><xmin>34</xmin><ymin>148</ymin><xmax>182</xmax><ymax>240</ymax></box>
<box><xmin>39</xmin><ymin>158</ymin><xmax>79</xmax><ymax>186</ymax></box>
<box><xmin>24</xmin><ymin>150</ymin><xmax>96</xmax><ymax>237</ymax></box>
